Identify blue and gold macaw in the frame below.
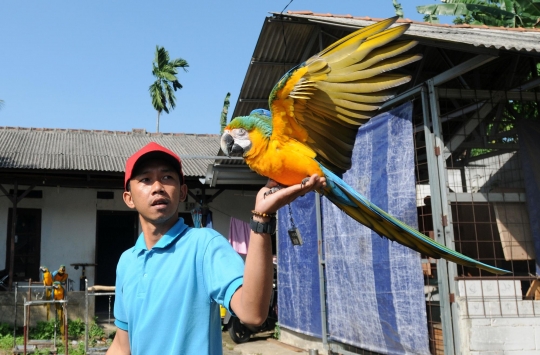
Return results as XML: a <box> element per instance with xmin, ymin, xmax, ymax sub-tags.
<box><xmin>40</xmin><ymin>266</ymin><xmax>53</xmax><ymax>320</ymax></box>
<box><xmin>52</xmin><ymin>281</ymin><xmax>65</xmax><ymax>337</ymax></box>
<box><xmin>52</xmin><ymin>265</ymin><xmax>68</xmax><ymax>285</ymax></box>
<box><xmin>221</xmin><ymin>17</ymin><xmax>508</xmax><ymax>274</ymax></box>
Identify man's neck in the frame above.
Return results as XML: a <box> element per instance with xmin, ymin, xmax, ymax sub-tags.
<box><xmin>140</xmin><ymin>216</ymin><xmax>179</xmax><ymax>250</ymax></box>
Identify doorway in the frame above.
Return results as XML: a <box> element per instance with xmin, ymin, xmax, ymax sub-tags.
<box><xmin>6</xmin><ymin>208</ymin><xmax>42</xmax><ymax>282</ymax></box>
<box><xmin>95</xmin><ymin>211</ymin><xmax>138</xmax><ymax>312</ymax></box>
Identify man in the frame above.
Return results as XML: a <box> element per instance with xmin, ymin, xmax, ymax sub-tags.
<box><xmin>107</xmin><ymin>142</ymin><xmax>325</xmax><ymax>355</ymax></box>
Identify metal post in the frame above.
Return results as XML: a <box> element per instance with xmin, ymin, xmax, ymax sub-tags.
<box><xmin>108</xmin><ymin>295</ymin><xmax>112</xmax><ymax>338</ymax></box>
<box><xmin>13</xmin><ymin>282</ymin><xmax>17</xmax><ymax>350</ymax></box>
<box><xmin>85</xmin><ymin>278</ymin><xmax>89</xmax><ymax>354</ymax></box>
<box><xmin>315</xmin><ymin>193</ymin><xmax>328</xmax><ymax>348</ymax></box>
<box><xmin>26</xmin><ymin>279</ymin><xmax>31</xmax><ymax>355</ymax></box>
<box><xmin>8</xmin><ymin>182</ymin><xmax>17</xmax><ymax>290</ymax></box>
<box><xmin>422</xmin><ymin>85</ymin><xmax>455</xmax><ymax>355</ymax></box>
<box><xmin>64</xmin><ymin>301</ymin><xmax>68</xmax><ymax>355</ymax></box>
<box><xmin>424</xmin><ymin>81</ymin><xmax>463</xmax><ymax>354</ymax></box>
<box><xmin>427</xmin><ymin>80</ymin><xmax>463</xmax><ymax>354</ymax></box>
<box><xmin>23</xmin><ymin>296</ymin><xmax>27</xmax><ymax>355</ymax></box>
<box><xmin>53</xmin><ymin>300</ymin><xmax>57</xmax><ymax>352</ymax></box>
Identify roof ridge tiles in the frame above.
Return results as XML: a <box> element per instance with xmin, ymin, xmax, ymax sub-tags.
<box><xmin>0</xmin><ymin>126</ymin><xmax>221</xmax><ymax>138</ymax></box>
<box><xmin>285</xmin><ymin>10</ymin><xmax>540</xmax><ymax>32</ymax></box>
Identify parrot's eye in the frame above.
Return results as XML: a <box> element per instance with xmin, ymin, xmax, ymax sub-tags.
<box><xmin>235</xmin><ymin>128</ymin><xmax>247</xmax><ymax>137</ymax></box>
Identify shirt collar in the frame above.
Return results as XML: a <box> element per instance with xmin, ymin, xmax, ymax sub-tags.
<box><xmin>132</xmin><ymin>218</ymin><xmax>189</xmax><ymax>252</ymax></box>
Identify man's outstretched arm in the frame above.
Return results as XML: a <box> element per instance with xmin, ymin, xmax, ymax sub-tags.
<box><xmin>230</xmin><ymin>174</ymin><xmax>326</xmax><ymax>325</ymax></box>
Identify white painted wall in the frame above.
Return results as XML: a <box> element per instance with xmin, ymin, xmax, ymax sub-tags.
<box><xmin>0</xmin><ymin>184</ymin><xmax>256</xmax><ymax>288</ymax></box>
<box><xmin>206</xmin><ymin>188</ymin><xmax>255</xmax><ymax>239</ymax></box>
<box><xmin>457</xmin><ymin>280</ymin><xmax>540</xmax><ymax>354</ymax></box>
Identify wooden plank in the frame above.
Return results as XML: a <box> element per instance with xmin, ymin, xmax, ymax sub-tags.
<box><xmin>525</xmin><ymin>280</ymin><xmax>540</xmax><ymax>300</ymax></box>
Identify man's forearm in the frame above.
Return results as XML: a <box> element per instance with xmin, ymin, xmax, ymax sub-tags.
<box><xmin>230</xmin><ymin>175</ymin><xmax>326</xmax><ymax>326</ymax></box>
<box><xmin>234</xmin><ymin>221</ymin><xmax>274</xmax><ymax>325</ymax></box>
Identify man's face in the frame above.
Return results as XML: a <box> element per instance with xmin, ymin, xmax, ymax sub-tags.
<box><xmin>123</xmin><ymin>158</ymin><xmax>187</xmax><ymax>225</ymax></box>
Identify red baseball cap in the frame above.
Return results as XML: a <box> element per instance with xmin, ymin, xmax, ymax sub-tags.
<box><xmin>124</xmin><ymin>142</ymin><xmax>183</xmax><ymax>190</ymax></box>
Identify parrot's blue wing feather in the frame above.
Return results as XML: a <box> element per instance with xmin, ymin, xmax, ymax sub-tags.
<box><xmin>319</xmin><ymin>165</ymin><xmax>509</xmax><ymax>275</ymax></box>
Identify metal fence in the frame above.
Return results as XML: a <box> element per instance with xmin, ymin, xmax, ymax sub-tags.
<box><xmin>413</xmin><ymin>63</ymin><xmax>540</xmax><ymax>354</ymax></box>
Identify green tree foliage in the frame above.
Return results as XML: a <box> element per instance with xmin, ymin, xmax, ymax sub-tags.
<box><xmin>471</xmin><ymin>63</ymin><xmax>540</xmax><ymax>157</ymax></box>
<box><xmin>220</xmin><ymin>92</ymin><xmax>231</xmax><ymax>134</ymax></box>
<box><xmin>417</xmin><ymin>0</ymin><xmax>540</xmax><ymax>27</ymax></box>
<box><xmin>393</xmin><ymin>0</ymin><xmax>405</xmax><ymax>18</ymax></box>
<box><xmin>149</xmin><ymin>46</ymin><xmax>189</xmax><ymax>132</ymax></box>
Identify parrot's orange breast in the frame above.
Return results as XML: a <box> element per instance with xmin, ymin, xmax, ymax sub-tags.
<box><xmin>245</xmin><ymin>136</ymin><xmax>323</xmax><ymax>186</ymax></box>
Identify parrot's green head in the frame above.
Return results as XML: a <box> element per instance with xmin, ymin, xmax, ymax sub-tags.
<box><xmin>221</xmin><ymin>109</ymin><xmax>272</xmax><ymax>157</ymax></box>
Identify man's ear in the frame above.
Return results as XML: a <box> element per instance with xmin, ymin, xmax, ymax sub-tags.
<box><xmin>179</xmin><ymin>184</ymin><xmax>188</xmax><ymax>202</ymax></box>
<box><xmin>123</xmin><ymin>191</ymin><xmax>136</xmax><ymax>209</ymax></box>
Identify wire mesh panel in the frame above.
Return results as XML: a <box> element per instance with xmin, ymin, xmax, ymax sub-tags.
<box><xmin>413</xmin><ymin>53</ymin><xmax>540</xmax><ymax>354</ymax></box>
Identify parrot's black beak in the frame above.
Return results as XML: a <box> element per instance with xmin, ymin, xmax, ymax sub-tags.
<box><xmin>221</xmin><ymin>133</ymin><xmax>234</xmax><ymax>157</ymax></box>
<box><xmin>220</xmin><ymin>133</ymin><xmax>245</xmax><ymax>157</ymax></box>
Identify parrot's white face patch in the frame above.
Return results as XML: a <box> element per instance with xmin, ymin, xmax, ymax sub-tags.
<box><xmin>231</xmin><ymin>128</ymin><xmax>252</xmax><ymax>153</ymax></box>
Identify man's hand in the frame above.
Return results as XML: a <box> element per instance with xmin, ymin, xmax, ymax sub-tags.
<box><xmin>254</xmin><ymin>174</ymin><xmax>326</xmax><ymax>215</ymax></box>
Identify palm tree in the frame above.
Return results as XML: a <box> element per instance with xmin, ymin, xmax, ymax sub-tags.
<box><xmin>417</xmin><ymin>0</ymin><xmax>540</xmax><ymax>27</ymax></box>
<box><xmin>149</xmin><ymin>46</ymin><xmax>189</xmax><ymax>132</ymax></box>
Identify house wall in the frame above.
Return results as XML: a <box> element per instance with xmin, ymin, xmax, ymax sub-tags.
<box><xmin>0</xmin><ymin>184</ymin><xmax>256</xmax><ymax>287</ymax></box>
<box><xmin>206</xmin><ymin>188</ymin><xmax>255</xmax><ymax>238</ymax></box>
<box><xmin>457</xmin><ymin>280</ymin><xmax>540</xmax><ymax>354</ymax></box>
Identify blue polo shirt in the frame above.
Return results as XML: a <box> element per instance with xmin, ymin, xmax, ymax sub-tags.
<box><xmin>113</xmin><ymin>219</ymin><xmax>244</xmax><ymax>355</ymax></box>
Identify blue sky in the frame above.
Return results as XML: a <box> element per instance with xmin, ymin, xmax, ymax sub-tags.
<box><xmin>0</xmin><ymin>1</ymin><xmax>434</xmax><ymax>135</ymax></box>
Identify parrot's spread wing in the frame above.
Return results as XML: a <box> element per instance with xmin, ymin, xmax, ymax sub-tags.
<box><xmin>268</xmin><ymin>17</ymin><xmax>421</xmax><ymax>174</ymax></box>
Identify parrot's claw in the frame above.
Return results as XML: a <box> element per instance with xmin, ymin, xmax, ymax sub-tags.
<box><xmin>301</xmin><ymin>177</ymin><xmax>310</xmax><ymax>188</ymax></box>
<box><xmin>264</xmin><ymin>186</ymin><xmax>283</xmax><ymax>198</ymax></box>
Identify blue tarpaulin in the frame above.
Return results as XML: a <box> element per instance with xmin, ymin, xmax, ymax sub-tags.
<box><xmin>278</xmin><ymin>102</ymin><xmax>429</xmax><ymax>354</ymax></box>
<box><xmin>277</xmin><ymin>192</ymin><xmax>322</xmax><ymax>338</ymax></box>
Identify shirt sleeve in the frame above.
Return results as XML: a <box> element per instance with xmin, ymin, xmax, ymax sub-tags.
<box><xmin>202</xmin><ymin>232</ymin><xmax>245</xmax><ymax>313</ymax></box>
<box><xmin>113</xmin><ymin>255</ymin><xmax>129</xmax><ymax>331</ymax></box>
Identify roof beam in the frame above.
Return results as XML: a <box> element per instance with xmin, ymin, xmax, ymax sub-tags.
<box><xmin>432</xmin><ymin>54</ymin><xmax>497</xmax><ymax>86</ymax></box>
<box><xmin>250</xmin><ymin>60</ymin><xmax>298</xmax><ymax>66</ymax></box>
<box><xmin>382</xmin><ymin>55</ymin><xmax>497</xmax><ymax>110</ymax></box>
<box><xmin>438</xmin><ymin>88</ymin><xmax>540</xmax><ymax>101</ymax></box>
<box><xmin>238</xmin><ymin>98</ymin><xmax>268</xmax><ymax>103</ymax></box>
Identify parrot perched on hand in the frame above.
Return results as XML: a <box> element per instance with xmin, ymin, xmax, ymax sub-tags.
<box><xmin>40</xmin><ymin>266</ymin><xmax>53</xmax><ymax>320</ymax></box>
<box><xmin>52</xmin><ymin>281</ymin><xmax>65</xmax><ymax>337</ymax></box>
<box><xmin>221</xmin><ymin>17</ymin><xmax>508</xmax><ymax>275</ymax></box>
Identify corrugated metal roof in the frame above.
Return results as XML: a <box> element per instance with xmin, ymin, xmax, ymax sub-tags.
<box><xmin>0</xmin><ymin>127</ymin><xmax>220</xmax><ymax>176</ymax></box>
<box><xmin>232</xmin><ymin>12</ymin><xmax>540</xmax><ymax>119</ymax></box>
<box><xmin>284</xmin><ymin>12</ymin><xmax>540</xmax><ymax>54</ymax></box>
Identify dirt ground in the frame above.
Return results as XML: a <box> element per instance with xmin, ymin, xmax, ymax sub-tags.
<box><xmin>222</xmin><ymin>329</ymin><xmax>276</xmax><ymax>354</ymax></box>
